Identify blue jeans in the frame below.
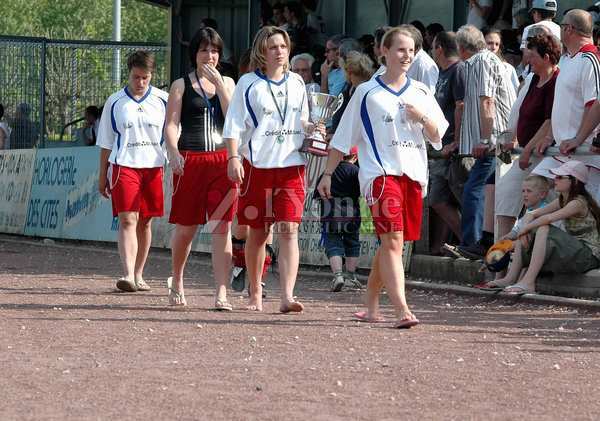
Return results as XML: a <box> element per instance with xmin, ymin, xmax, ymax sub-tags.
<box><xmin>461</xmin><ymin>156</ymin><xmax>495</xmax><ymax>246</ymax></box>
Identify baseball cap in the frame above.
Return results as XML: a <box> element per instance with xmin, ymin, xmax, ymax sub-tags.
<box><xmin>349</xmin><ymin>146</ymin><xmax>358</xmax><ymax>155</ymax></box>
<box><xmin>530</xmin><ymin>0</ymin><xmax>557</xmax><ymax>13</ymax></box>
<box><xmin>549</xmin><ymin>160</ymin><xmax>589</xmax><ymax>184</ymax></box>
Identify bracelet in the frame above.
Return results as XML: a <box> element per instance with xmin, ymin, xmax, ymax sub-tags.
<box><xmin>227</xmin><ymin>155</ymin><xmax>241</xmax><ymax>162</ymax></box>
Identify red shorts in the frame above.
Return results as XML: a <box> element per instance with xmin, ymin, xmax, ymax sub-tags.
<box><xmin>368</xmin><ymin>175</ymin><xmax>422</xmax><ymax>240</ymax></box>
<box><xmin>110</xmin><ymin>165</ymin><xmax>164</xmax><ymax>218</ymax></box>
<box><xmin>237</xmin><ymin>160</ymin><xmax>306</xmax><ymax>229</ymax></box>
<box><xmin>169</xmin><ymin>149</ymin><xmax>237</xmax><ymax>225</ymax></box>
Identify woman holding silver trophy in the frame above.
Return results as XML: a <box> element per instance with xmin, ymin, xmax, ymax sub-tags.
<box><xmin>223</xmin><ymin>26</ymin><xmax>324</xmax><ymax>313</ymax></box>
<box><xmin>318</xmin><ymin>27</ymin><xmax>449</xmax><ymax>328</ymax></box>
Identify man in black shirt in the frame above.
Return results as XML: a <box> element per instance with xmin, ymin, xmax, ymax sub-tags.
<box><xmin>429</xmin><ymin>31</ymin><xmax>473</xmax><ymax>253</ymax></box>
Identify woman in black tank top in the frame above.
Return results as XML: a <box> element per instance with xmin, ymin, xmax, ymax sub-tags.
<box><xmin>164</xmin><ymin>27</ymin><xmax>236</xmax><ymax>309</ymax></box>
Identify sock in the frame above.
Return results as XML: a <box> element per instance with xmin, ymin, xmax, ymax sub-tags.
<box><xmin>481</xmin><ymin>231</ymin><xmax>494</xmax><ymax>249</ymax></box>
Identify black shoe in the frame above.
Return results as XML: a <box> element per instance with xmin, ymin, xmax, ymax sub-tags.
<box><xmin>456</xmin><ymin>243</ymin><xmax>487</xmax><ymax>260</ymax></box>
<box><xmin>230</xmin><ymin>266</ymin><xmax>246</xmax><ymax>292</ymax></box>
<box><xmin>441</xmin><ymin>243</ymin><xmax>462</xmax><ymax>259</ymax></box>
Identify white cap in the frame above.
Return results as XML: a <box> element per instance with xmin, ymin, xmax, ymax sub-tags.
<box><xmin>529</xmin><ymin>0</ymin><xmax>557</xmax><ymax>12</ymax></box>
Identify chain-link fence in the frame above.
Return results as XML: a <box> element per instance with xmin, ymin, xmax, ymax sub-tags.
<box><xmin>0</xmin><ymin>36</ymin><xmax>168</xmax><ymax>149</ymax></box>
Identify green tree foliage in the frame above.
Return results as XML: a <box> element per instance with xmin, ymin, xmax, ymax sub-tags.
<box><xmin>1</xmin><ymin>0</ymin><xmax>168</xmax><ymax>43</ymax></box>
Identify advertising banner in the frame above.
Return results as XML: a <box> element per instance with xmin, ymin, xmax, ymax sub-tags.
<box><xmin>0</xmin><ymin>149</ymin><xmax>36</xmax><ymax>234</ymax></box>
<box><xmin>24</xmin><ymin>147</ymin><xmax>117</xmax><ymax>241</ymax></box>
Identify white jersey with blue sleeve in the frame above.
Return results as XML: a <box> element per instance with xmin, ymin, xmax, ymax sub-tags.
<box><xmin>330</xmin><ymin>76</ymin><xmax>448</xmax><ymax>197</ymax></box>
<box><xmin>96</xmin><ymin>86</ymin><xmax>168</xmax><ymax>168</ymax></box>
<box><xmin>223</xmin><ymin>70</ymin><xmax>309</xmax><ymax>168</ymax></box>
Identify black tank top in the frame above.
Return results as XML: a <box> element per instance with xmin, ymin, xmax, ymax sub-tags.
<box><xmin>178</xmin><ymin>73</ymin><xmax>225</xmax><ymax>151</ymax></box>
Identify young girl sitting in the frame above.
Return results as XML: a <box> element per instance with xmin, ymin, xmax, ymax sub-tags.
<box><xmin>494</xmin><ymin>160</ymin><xmax>600</xmax><ymax>295</ymax></box>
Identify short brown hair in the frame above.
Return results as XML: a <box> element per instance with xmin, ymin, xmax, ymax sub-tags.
<box><xmin>127</xmin><ymin>50</ymin><xmax>155</xmax><ymax>73</ymax></box>
<box><xmin>189</xmin><ymin>27</ymin><xmax>224</xmax><ymax>69</ymax></box>
<box><xmin>250</xmin><ymin>26</ymin><xmax>291</xmax><ymax>72</ymax></box>
<box><xmin>526</xmin><ymin>34</ymin><xmax>561</xmax><ymax>65</ymax></box>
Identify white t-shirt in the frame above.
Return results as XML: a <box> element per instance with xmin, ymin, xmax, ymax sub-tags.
<box><xmin>467</xmin><ymin>0</ymin><xmax>493</xmax><ymax>29</ymax></box>
<box><xmin>96</xmin><ymin>86</ymin><xmax>169</xmax><ymax>168</ymax></box>
<box><xmin>223</xmin><ymin>70</ymin><xmax>309</xmax><ymax>169</ymax></box>
<box><xmin>520</xmin><ymin>21</ymin><xmax>561</xmax><ymax>49</ymax></box>
<box><xmin>503</xmin><ymin>61</ymin><xmax>520</xmax><ymax>92</ymax></box>
<box><xmin>0</xmin><ymin>121</ymin><xmax>11</xmax><ymax>149</ymax></box>
<box><xmin>406</xmin><ymin>49</ymin><xmax>439</xmax><ymax>93</ymax></box>
<box><xmin>329</xmin><ymin>76</ymin><xmax>448</xmax><ymax>198</ymax></box>
<box><xmin>371</xmin><ymin>64</ymin><xmax>386</xmax><ymax>79</ymax></box>
<box><xmin>551</xmin><ymin>46</ymin><xmax>600</xmax><ymax>145</ymax></box>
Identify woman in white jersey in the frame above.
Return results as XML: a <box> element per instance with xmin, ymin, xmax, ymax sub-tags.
<box><xmin>224</xmin><ymin>26</ymin><xmax>315</xmax><ymax>313</ymax></box>
<box><xmin>164</xmin><ymin>27</ymin><xmax>236</xmax><ymax>308</ymax></box>
<box><xmin>96</xmin><ymin>51</ymin><xmax>169</xmax><ymax>292</ymax></box>
<box><xmin>318</xmin><ymin>27</ymin><xmax>448</xmax><ymax>328</ymax></box>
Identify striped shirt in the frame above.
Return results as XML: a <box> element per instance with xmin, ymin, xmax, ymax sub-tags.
<box><xmin>459</xmin><ymin>49</ymin><xmax>516</xmax><ymax>155</ymax></box>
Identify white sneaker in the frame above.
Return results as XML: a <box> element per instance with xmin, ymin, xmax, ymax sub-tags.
<box><xmin>344</xmin><ymin>273</ymin><xmax>362</xmax><ymax>289</ymax></box>
<box><xmin>330</xmin><ymin>272</ymin><xmax>345</xmax><ymax>292</ymax></box>
<box><xmin>135</xmin><ymin>279</ymin><xmax>151</xmax><ymax>291</ymax></box>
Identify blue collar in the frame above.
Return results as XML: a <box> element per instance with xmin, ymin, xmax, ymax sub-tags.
<box><xmin>124</xmin><ymin>85</ymin><xmax>153</xmax><ymax>103</ymax></box>
<box><xmin>255</xmin><ymin>69</ymin><xmax>288</xmax><ymax>85</ymax></box>
<box><xmin>375</xmin><ymin>75</ymin><xmax>411</xmax><ymax>96</ymax></box>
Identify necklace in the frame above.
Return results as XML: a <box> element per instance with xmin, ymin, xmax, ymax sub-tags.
<box><xmin>194</xmin><ymin>71</ymin><xmax>215</xmax><ymax>122</ymax></box>
<box><xmin>266</xmin><ymin>75</ymin><xmax>288</xmax><ymax>144</ymax></box>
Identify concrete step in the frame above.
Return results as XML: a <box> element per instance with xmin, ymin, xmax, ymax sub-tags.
<box><xmin>409</xmin><ymin>254</ymin><xmax>600</xmax><ymax>300</ymax></box>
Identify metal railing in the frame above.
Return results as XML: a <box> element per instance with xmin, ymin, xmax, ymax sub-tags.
<box><xmin>0</xmin><ymin>36</ymin><xmax>168</xmax><ymax>149</ymax></box>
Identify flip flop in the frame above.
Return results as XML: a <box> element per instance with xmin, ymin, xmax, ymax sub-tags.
<box><xmin>503</xmin><ymin>284</ymin><xmax>534</xmax><ymax>296</ymax></box>
<box><xmin>212</xmin><ymin>299</ymin><xmax>233</xmax><ymax>312</ymax></box>
<box><xmin>353</xmin><ymin>311</ymin><xmax>385</xmax><ymax>323</ymax></box>
<box><xmin>394</xmin><ymin>318</ymin><xmax>420</xmax><ymax>329</ymax></box>
<box><xmin>473</xmin><ymin>281</ymin><xmax>505</xmax><ymax>291</ymax></box>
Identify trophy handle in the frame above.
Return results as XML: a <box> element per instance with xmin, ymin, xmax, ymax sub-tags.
<box><xmin>333</xmin><ymin>93</ymin><xmax>344</xmax><ymax>114</ymax></box>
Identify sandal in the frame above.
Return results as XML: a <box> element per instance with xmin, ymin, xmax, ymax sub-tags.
<box><xmin>502</xmin><ymin>283</ymin><xmax>534</xmax><ymax>296</ymax></box>
<box><xmin>167</xmin><ymin>277</ymin><xmax>187</xmax><ymax>307</ymax></box>
<box><xmin>394</xmin><ymin>317</ymin><xmax>420</xmax><ymax>329</ymax></box>
<box><xmin>213</xmin><ymin>299</ymin><xmax>233</xmax><ymax>311</ymax></box>
<box><xmin>473</xmin><ymin>280</ymin><xmax>506</xmax><ymax>291</ymax></box>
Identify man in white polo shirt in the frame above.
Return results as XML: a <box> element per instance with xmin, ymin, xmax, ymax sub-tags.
<box><xmin>97</xmin><ymin>51</ymin><xmax>169</xmax><ymax>292</ymax></box>
<box><xmin>532</xmin><ymin>10</ymin><xmax>600</xmax><ymax>200</ymax></box>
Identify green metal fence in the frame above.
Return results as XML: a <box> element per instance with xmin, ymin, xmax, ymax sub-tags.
<box><xmin>0</xmin><ymin>36</ymin><xmax>168</xmax><ymax>149</ymax></box>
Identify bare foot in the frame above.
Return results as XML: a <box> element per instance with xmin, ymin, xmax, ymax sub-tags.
<box><xmin>353</xmin><ymin>311</ymin><xmax>385</xmax><ymax>323</ymax></box>
<box><xmin>280</xmin><ymin>300</ymin><xmax>304</xmax><ymax>313</ymax></box>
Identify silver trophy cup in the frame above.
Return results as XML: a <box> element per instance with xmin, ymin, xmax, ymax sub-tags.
<box><xmin>302</xmin><ymin>92</ymin><xmax>344</xmax><ymax>156</ymax></box>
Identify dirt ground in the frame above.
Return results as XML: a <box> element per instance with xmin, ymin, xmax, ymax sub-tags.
<box><xmin>1</xmin><ymin>236</ymin><xmax>599</xmax><ymax>421</ymax></box>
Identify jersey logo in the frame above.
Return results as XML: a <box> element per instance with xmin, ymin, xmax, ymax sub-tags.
<box><xmin>382</xmin><ymin>113</ymin><xmax>394</xmax><ymax>123</ymax></box>
<box><xmin>262</xmin><ymin>108</ymin><xmax>274</xmax><ymax>115</ymax></box>
<box><xmin>277</xmin><ymin>91</ymin><xmax>285</xmax><ymax>97</ymax></box>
